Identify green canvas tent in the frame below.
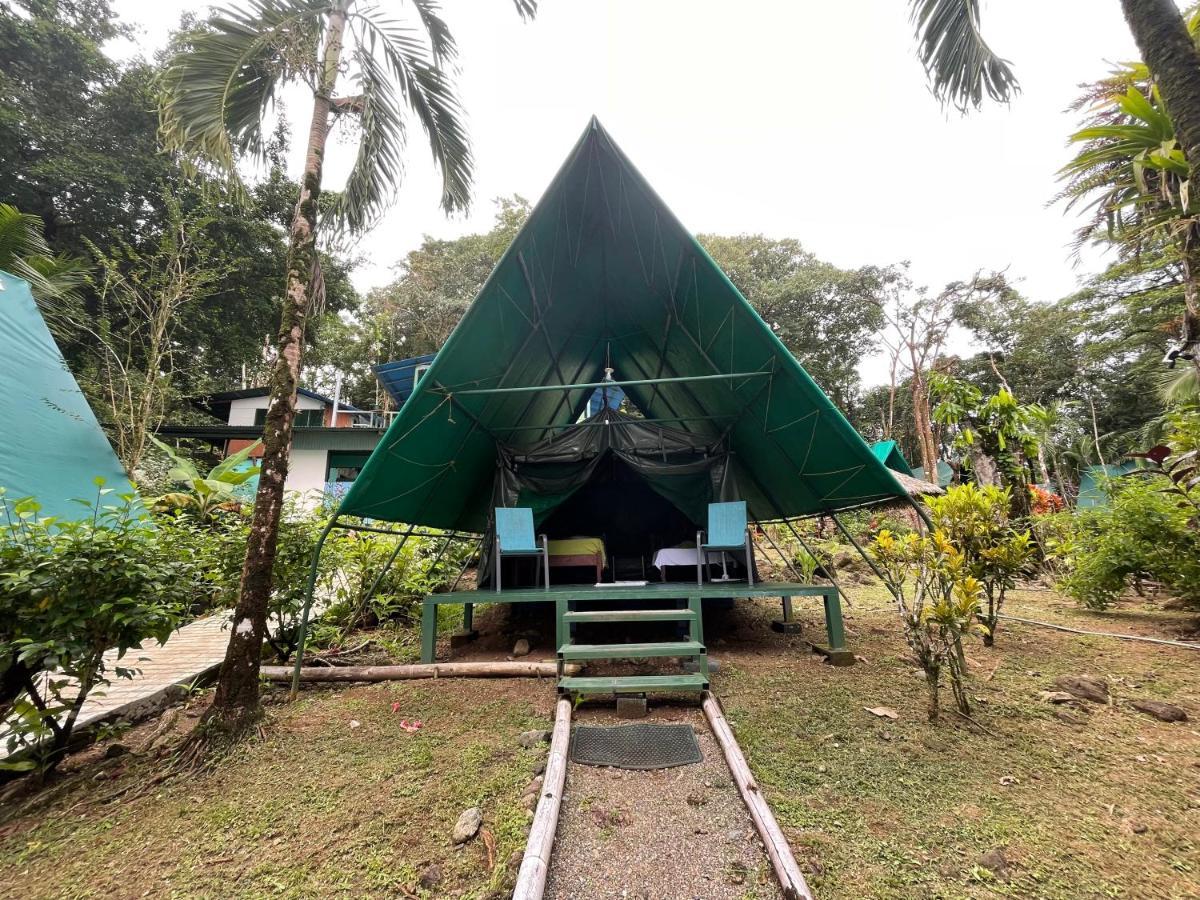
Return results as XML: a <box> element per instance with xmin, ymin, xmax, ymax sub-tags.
<box><xmin>0</xmin><ymin>271</ymin><xmax>134</xmax><ymax>518</ymax></box>
<box><xmin>336</xmin><ymin>119</ymin><xmax>909</xmax><ymax>536</ymax></box>
<box><xmin>870</xmin><ymin>440</ymin><xmax>914</xmax><ymax>476</ymax></box>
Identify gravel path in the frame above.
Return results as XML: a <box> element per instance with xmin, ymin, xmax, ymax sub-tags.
<box><xmin>544</xmin><ymin>703</ymin><xmax>784</xmax><ymax>900</ymax></box>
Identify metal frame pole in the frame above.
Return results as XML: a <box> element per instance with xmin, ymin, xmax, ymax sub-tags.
<box><xmin>829</xmin><ymin>512</ymin><xmax>900</xmax><ymax>604</ymax></box>
<box><xmin>360</xmin><ymin>524</ymin><xmax>417</xmax><ymax>605</ymax></box>
<box><xmin>779</xmin><ymin>516</ymin><xmax>855</xmax><ymax>608</ymax></box>
<box><xmin>450</xmin><ymin>535</ymin><xmax>485</xmax><ymax>593</ymax></box>
<box><xmin>290</xmin><ymin>514</ymin><xmax>340</xmax><ymax>699</ymax></box>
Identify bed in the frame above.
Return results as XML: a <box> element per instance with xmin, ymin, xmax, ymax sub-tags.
<box><xmin>546</xmin><ymin>536</ymin><xmax>607</xmax><ymax>583</ymax></box>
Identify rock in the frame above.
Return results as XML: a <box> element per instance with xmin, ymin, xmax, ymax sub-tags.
<box><xmin>1054</xmin><ymin>675</ymin><xmax>1109</xmax><ymax>704</ymax></box>
<box><xmin>1130</xmin><ymin>699</ymin><xmax>1188</xmax><ymax>722</ymax></box>
<box><xmin>519</xmin><ymin>792</ymin><xmax>539</xmax><ymax>811</ymax></box>
<box><xmin>103</xmin><ymin>743</ymin><xmax>130</xmax><ymax>759</ymax></box>
<box><xmin>518</xmin><ymin>729</ymin><xmax>551</xmax><ymax>749</ymax></box>
<box><xmin>1039</xmin><ymin>691</ymin><xmax>1077</xmax><ymax>704</ymax></box>
<box><xmin>523</xmin><ymin>775</ymin><xmax>544</xmax><ymax>795</ymax></box>
<box><xmin>1132</xmin><ymin>822</ymin><xmax>1149</xmax><ymax>834</ymax></box>
<box><xmin>682</xmin><ymin>657</ymin><xmax>720</xmax><ymax>674</ymax></box>
<box><xmin>418</xmin><ymin>864</ymin><xmax>443</xmax><ymax>889</ymax></box>
<box><xmin>512</xmin><ymin>638</ymin><xmax>531</xmax><ymax>658</ymax></box>
<box><xmin>452</xmin><ymin>807</ymin><xmax>482</xmax><ymax>844</ymax></box>
<box><xmin>532</xmin><ymin>760</ymin><xmax>546</xmax><ymax>776</ymax></box>
<box><xmin>978</xmin><ymin>848</ymin><xmax>1010</xmax><ymax>881</ymax></box>
<box><xmin>507</xmin><ymin>849</ymin><xmax>524</xmax><ymax>872</ymax></box>
<box><xmin>724</xmin><ymin>828</ymin><xmax>743</xmax><ymax>843</ymax></box>
<box><xmin>1054</xmin><ymin>708</ymin><xmax>1088</xmax><ymax>726</ymax></box>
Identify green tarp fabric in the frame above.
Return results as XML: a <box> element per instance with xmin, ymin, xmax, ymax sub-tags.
<box><xmin>870</xmin><ymin>440</ymin><xmax>914</xmax><ymax>476</ymax></box>
<box><xmin>0</xmin><ymin>270</ymin><xmax>134</xmax><ymax>519</ymax></box>
<box><xmin>338</xmin><ymin>118</ymin><xmax>908</xmax><ymax>531</ymax></box>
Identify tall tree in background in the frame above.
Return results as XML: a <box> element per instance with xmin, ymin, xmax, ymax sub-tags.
<box><xmin>699</xmin><ymin>235</ymin><xmax>891</xmax><ymax>413</ymax></box>
<box><xmin>908</xmin><ymin>0</ymin><xmax>1200</xmax><ymax>373</ymax></box>
<box><xmin>159</xmin><ymin>0</ymin><xmax>536</xmax><ymax>740</ymax></box>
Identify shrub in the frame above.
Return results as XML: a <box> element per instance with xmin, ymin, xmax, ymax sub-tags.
<box><xmin>925</xmin><ymin>483</ymin><xmax>1034</xmax><ymax>647</ymax></box>
<box><xmin>1057</xmin><ymin>472</ymin><xmax>1200</xmax><ymax>610</ymax></box>
<box><xmin>318</xmin><ymin>528</ymin><xmax>474</xmax><ymax>647</ymax></box>
<box><xmin>871</xmin><ymin>529</ymin><xmax>985</xmax><ymax>722</ymax></box>
<box><xmin>0</xmin><ymin>483</ymin><xmax>192</xmax><ymax>773</ymax></box>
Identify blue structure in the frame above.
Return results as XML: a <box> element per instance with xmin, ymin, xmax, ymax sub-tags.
<box><xmin>586</xmin><ymin>384</ymin><xmax>625</xmax><ymax>416</ymax></box>
<box><xmin>373</xmin><ymin>353</ymin><xmax>437</xmax><ymax>408</ymax></box>
<box><xmin>913</xmin><ymin>460</ymin><xmax>954</xmax><ymax>488</ymax></box>
<box><xmin>1077</xmin><ymin>462</ymin><xmax>1142</xmax><ymax>509</ymax></box>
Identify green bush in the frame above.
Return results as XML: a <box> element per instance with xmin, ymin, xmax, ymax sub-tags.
<box><xmin>1058</xmin><ymin>474</ymin><xmax>1200</xmax><ymax>610</ymax></box>
<box><xmin>925</xmin><ymin>484</ymin><xmax>1033</xmax><ymax>646</ymax></box>
<box><xmin>0</xmin><ymin>483</ymin><xmax>193</xmax><ymax>773</ymax></box>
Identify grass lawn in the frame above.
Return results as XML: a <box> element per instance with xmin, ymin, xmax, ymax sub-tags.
<box><xmin>0</xmin><ymin>679</ymin><xmax>556</xmax><ymax>899</ymax></box>
<box><xmin>0</xmin><ymin>582</ymin><xmax>1196</xmax><ymax>899</ymax></box>
<box><xmin>716</xmin><ymin>584</ymin><xmax>1200</xmax><ymax>899</ymax></box>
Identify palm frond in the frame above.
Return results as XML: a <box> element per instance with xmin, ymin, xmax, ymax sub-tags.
<box><xmin>158</xmin><ymin>0</ymin><xmax>326</xmax><ymax>198</ymax></box>
<box><xmin>909</xmin><ymin>0</ymin><xmax>1018</xmax><ymax>111</ymax></box>
<box><xmin>335</xmin><ymin>7</ymin><xmax>473</xmax><ymax>228</ymax></box>
<box><xmin>0</xmin><ymin>204</ymin><xmax>87</xmax><ymax>317</ymax></box>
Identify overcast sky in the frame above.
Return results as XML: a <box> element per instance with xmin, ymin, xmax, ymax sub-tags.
<box><xmin>110</xmin><ymin>0</ymin><xmax>1142</xmax><ymax>383</ymax></box>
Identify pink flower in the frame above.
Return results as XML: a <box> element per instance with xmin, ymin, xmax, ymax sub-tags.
<box><xmin>391</xmin><ymin>701</ymin><xmax>401</xmax><ymax>714</ymax></box>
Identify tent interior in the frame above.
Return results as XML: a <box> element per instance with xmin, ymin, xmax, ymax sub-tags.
<box><xmin>482</xmin><ymin>407</ymin><xmax>752</xmax><ymax>588</ymax></box>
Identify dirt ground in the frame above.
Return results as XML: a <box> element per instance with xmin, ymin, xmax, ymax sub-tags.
<box><xmin>1</xmin><ymin>580</ymin><xmax>1197</xmax><ymax>899</ymax></box>
<box><xmin>544</xmin><ymin>705</ymin><xmax>783</xmax><ymax>900</ymax></box>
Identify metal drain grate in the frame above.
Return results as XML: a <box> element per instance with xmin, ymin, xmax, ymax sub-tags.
<box><xmin>569</xmin><ymin>723</ymin><xmax>702</xmax><ymax>770</ymax></box>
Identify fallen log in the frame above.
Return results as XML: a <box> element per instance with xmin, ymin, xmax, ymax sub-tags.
<box><xmin>512</xmin><ymin>696</ymin><xmax>572</xmax><ymax>900</ymax></box>
<box><xmin>702</xmin><ymin>690</ymin><xmax>814</xmax><ymax>900</ymax></box>
<box><xmin>261</xmin><ymin>661</ymin><xmax>578</xmax><ymax>682</ymax></box>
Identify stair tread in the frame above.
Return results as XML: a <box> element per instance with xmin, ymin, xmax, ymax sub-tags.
<box><xmin>558</xmin><ymin>641</ymin><xmax>705</xmax><ymax>659</ymax></box>
<box><xmin>561</xmin><ymin>608</ymin><xmax>697</xmax><ymax>623</ymax></box>
<box><xmin>558</xmin><ymin>674</ymin><xmax>708</xmax><ymax>693</ymax></box>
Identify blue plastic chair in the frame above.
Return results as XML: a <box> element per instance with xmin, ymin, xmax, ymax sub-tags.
<box><xmin>494</xmin><ymin>507</ymin><xmax>550</xmax><ymax>593</ymax></box>
<box><xmin>696</xmin><ymin>500</ymin><xmax>753</xmax><ymax>586</ymax></box>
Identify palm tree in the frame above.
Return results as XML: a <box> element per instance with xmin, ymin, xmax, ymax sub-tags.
<box><xmin>158</xmin><ymin>0</ymin><xmax>536</xmax><ymax>739</ymax></box>
<box><xmin>1057</xmin><ymin>17</ymin><xmax>1200</xmax><ymax>390</ymax></box>
<box><xmin>907</xmin><ymin>0</ymin><xmax>1018</xmax><ymax>111</ymax></box>
<box><xmin>0</xmin><ymin>204</ymin><xmax>86</xmax><ymax>320</ymax></box>
<box><xmin>910</xmin><ymin>0</ymin><xmax>1200</xmax><ymax>369</ymax></box>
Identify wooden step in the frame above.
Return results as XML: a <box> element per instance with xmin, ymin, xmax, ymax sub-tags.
<box><xmin>558</xmin><ymin>674</ymin><xmax>708</xmax><ymax>694</ymax></box>
<box><xmin>558</xmin><ymin>641</ymin><xmax>705</xmax><ymax>660</ymax></box>
<box><xmin>561</xmin><ymin>608</ymin><xmax>697</xmax><ymax>624</ymax></box>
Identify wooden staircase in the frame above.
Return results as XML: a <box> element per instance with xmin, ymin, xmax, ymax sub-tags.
<box><xmin>555</xmin><ymin>597</ymin><xmax>709</xmax><ymax>696</ymax></box>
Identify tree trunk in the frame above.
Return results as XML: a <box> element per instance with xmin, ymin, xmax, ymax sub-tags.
<box><xmin>911</xmin><ymin>372</ymin><xmax>938</xmax><ymax>483</ymax></box>
<box><xmin>925</xmin><ymin>669</ymin><xmax>940</xmax><ymax>723</ymax></box>
<box><xmin>1120</xmin><ymin>0</ymin><xmax>1200</xmax><ymax>375</ymax></box>
<box><xmin>200</xmin><ymin>6</ymin><xmax>347</xmax><ymax>737</ymax></box>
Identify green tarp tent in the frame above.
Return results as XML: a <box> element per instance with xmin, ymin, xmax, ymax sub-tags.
<box><xmin>0</xmin><ymin>271</ymin><xmax>134</xmax><ymax>519</ymax></box>
<box><xmin>870</xmin><ymin>440</ymin><xmax>914</xmax><ymax>476</ymax></box>
<box><xmin>337</xmin><ymin>119</ymin><xmax>908</xmax><ymax>532</ymax></box>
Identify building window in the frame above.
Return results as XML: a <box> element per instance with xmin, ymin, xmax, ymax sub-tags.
<box><xmin>254</xmin><ymin>407</ymin><xmax>324</xmax><ymax>428</ymax></box>
<box><xmin>326</xmin><ymin>451</ymin><xmax>372</xmax><ymax>484</ymax></box>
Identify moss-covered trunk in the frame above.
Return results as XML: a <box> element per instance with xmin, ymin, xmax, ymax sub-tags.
<box><xmin>1120</xmin><ymin>0</ymin><xmax>1200</xmax><ymax>374</ymax></box>
<box><xmin>201</xmin><ymin>5</ymin><xmax>348</xmax><ymax>735</ymax></box>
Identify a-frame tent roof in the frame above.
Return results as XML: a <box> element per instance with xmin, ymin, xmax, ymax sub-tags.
<box><xmin>1</xmin><ymin>270</ymin><xmax>135</xmax><ymax>519</ymax></box>
<box><xmin>338</xmin><ymin>119</ymin><xmax>909</xmax><ymax>532</ymax></box>
<box><xmin>871</xmin><ymin>440</ymin><xmax>914</xmax><ymax>476</ymax></box>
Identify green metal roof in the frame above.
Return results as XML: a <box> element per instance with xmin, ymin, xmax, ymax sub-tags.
<box><xmin>337</xmin><ymin>119</ymin><xmax>908</xmax><ymax>531</ymax></box>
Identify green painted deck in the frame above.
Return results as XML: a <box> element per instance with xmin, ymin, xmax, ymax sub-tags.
<box><xmin>420</xmin><ymin>581</ymin><xmax>849</xmax><ymax>670</ymax></box>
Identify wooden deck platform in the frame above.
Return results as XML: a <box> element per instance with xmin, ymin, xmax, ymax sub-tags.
<box><xmin>420</xmin><ymin>581</ymin><xmax>849</xmax><ymax>665</ymax></box>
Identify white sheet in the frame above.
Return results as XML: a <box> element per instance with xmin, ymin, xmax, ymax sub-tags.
<box><xmin>652</xmin><ymin>547</ymin><xmax>733</xmax><ymax>570</ymax></box>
